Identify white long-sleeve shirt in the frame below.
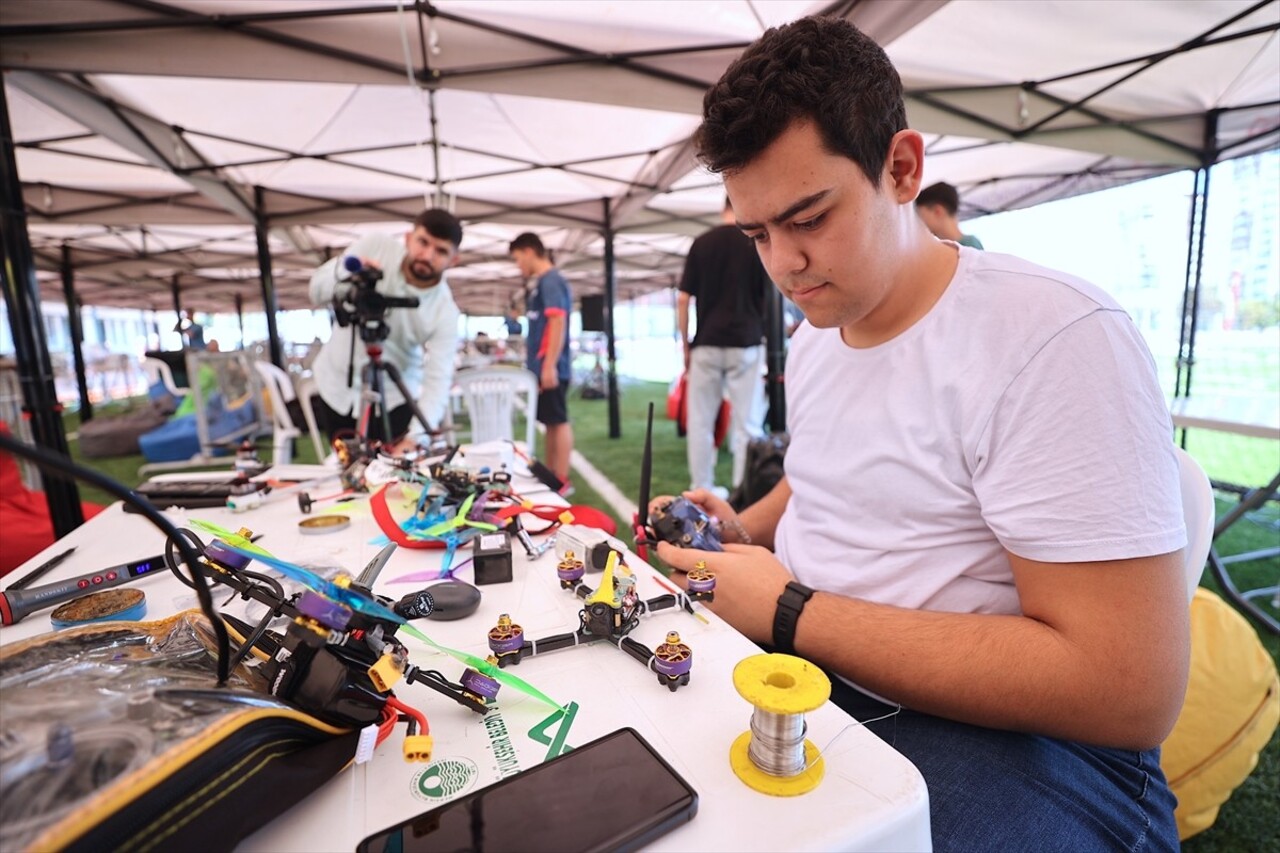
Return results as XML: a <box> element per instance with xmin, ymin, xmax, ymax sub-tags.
<box><xmin>309</xmin><ymin>233</ymin><xmax>460</xmax><ymax>430</ymax></box>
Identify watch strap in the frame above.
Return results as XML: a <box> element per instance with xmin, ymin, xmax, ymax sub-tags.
<box><xmin>772</xmin><ymin>581</ymin><xmax>816</xmax><ymax>655</ymax></box>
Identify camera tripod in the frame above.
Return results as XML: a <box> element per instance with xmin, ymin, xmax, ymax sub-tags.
<box><xmin>335</xmin><ymin>256</ymin><xmax>436</xmax><ymax>446</ymax></box>
<box><xmin>355</xmin><ymin>341</ymin><xmax>435</xmax><ymax>444</ymax></box>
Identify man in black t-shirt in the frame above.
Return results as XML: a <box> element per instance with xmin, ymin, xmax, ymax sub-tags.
<box><xmin>678</xmin><ymin>198</ymin><xmax>770</xmax><ymax>497</ymax></box>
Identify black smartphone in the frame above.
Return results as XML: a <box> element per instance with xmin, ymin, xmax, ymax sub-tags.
<box><xmin>356</xmin><ymin>727</ymin><xmax>697</xmax><ymax>853</ymax></box>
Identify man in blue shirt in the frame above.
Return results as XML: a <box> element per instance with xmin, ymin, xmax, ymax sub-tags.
<box><xmin>510</xmin><ymin>232</ymin><xmax>573</xmax><ymax>489</ymax></box>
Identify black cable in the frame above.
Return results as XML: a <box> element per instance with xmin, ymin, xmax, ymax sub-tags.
<box><xmin>164</xmin><ymin>528</ymin><xmax>206</xmax><ymax>589</ymax></box>
<box><xmin>223</xmin><ymin>568</ymin><xmax>288</xmax><ymax>671</ymax></box>
<box><xmin>164</xmin><ymin>533</ymin><xmax>290</xmax><ymax>672</ymax></box>
<box><xmin>0</xmin><ymin>431</ymin><xmax>231</xmax><ymax>686</ymax></box>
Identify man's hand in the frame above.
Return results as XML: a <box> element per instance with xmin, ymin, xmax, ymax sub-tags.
<box><xmin>656</xmin><ymin>541</ymin><xmax>793</xmax><ymax>644</ymax></box>
<box><xmin>539</xmin><ymin>363</ymin><xmax>558</xmax><ymax>391</ymax></box>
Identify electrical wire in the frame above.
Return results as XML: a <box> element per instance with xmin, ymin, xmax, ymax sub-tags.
<box><xmin>385</xmin><ymin>695</ymin><xmax>428</xmax><ymax>736</ymax></box>
<box><xmin>0</xmin><ymin>431</ymin><xmax>230</xmax><ymax>686</ymax></box>
<box><xmin>376</xmin><ymin>703</ymin><xmax>399</xmax><ymax>746</ymax></box>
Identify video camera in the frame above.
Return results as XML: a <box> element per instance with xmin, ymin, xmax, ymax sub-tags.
<box><xmin>332</xmin><ymin>256</ymin><xmax>420</xmax><ymax>344</ymax></box>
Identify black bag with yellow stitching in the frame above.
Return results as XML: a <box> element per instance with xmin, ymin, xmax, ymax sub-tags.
<box><xmin>0</xmin><ymin>612</ymin><xmax>358</xmax><ymax>852</ymax></box>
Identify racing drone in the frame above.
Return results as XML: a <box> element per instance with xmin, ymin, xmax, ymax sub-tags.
<box><xmin>481</xmin><ymin>549</ymin><xmax>715</xmax><ymax>692</ymax></box>
<box><xmin>167</xmin><ymin>520</ymin><xmax>560</xmax><ymax>763</ymax></box>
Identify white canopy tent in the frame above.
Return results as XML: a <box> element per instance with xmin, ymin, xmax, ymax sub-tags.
<box><xmin>2</xmin><ymin>0</ymin><xmax>1275</xmax><ymax>315</ymax></box>
<box><xmin>1</xmin><ymin>0</ymin><xmax>1276</xmax><ymax>533</ymax></box>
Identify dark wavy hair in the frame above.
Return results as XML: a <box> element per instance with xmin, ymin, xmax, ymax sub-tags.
<box><xmin>414</xmin><ymin>208</ymin><xmax>463</xmax><ymax>248</ymax></box>
<box><xmin>916</xmin><ymin>181</ymin><xmax>960</xmax><ymax>215</ymax></box>
<box><xmin>694</xmin><ymin>16</ymin><xmax>906</xmax><ymax>187</ymax></box>
<box><xmin>508</xmin><ymin>232</ymin><xmax>548</xmax><ymax>258</ymax></box>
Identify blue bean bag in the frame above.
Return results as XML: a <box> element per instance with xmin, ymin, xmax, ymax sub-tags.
<box><xmin>138</xmin><ymin>394</ymin><xmax>258</xmax><ymax>463</ymax></box>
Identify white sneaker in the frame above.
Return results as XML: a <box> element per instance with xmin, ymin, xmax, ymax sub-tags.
<box><xmin>710</xmin><ymin>486</ymin><xmax>730</xmax><ymax>501</ymax></box>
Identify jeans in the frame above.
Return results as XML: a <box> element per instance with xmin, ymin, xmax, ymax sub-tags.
<box><xmin>686</xmin><ymin>344</ymin><xmax>766</xmax><ymax>490</ymax></box>
<box><xmin>829</xmin><ymin>680</ymin><xmax>1180</xmax><ymax>853</ymax></box>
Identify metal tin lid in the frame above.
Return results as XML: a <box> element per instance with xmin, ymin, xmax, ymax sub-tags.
<box><xmin>51</xmin><ymin>589</ymin><xmax>147</xmax><ymax>629</ymax></box>
<box><xmin>298</xmin><ymin>515</ymin><xmax>351</xmax><ymax>534</ymax></box>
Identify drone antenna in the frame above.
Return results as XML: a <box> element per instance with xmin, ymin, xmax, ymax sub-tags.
<box><xmin>638</xmin><ymin>401</ymin><xmax>654</xmax><ymax>527</ymax></box>
<box><xmin>356</xmin><ymin>542</ymin><xmax>399</xmax><ymax>590</ymax></box>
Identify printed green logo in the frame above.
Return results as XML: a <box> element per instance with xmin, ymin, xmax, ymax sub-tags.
<box><xmin>529</xmin><ymin>701</ymin><xmax>579</xmax><ymax>761</ymax></box>
<box><xmin>412</xmin><ymin>757</ymin><xmax>478</xmax><ymax>802</ymax></box>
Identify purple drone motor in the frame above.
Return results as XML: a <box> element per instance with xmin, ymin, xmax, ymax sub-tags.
<box><xmin>654</xmin><ymin>647</ymin><xmax>693</xmax><ymax>679</ymax></box>
<box><xmin>488</xmin><ymin>627</ymin><xmax>524</xmax><ymax>655</ymax></box>
<box><xmin>686</xmin><ymin>572</ymin><xmax>715</xmax><ymax>594</ymax></box>
<box><xmin>557</xmin><ymin>562</ymin><xmax>585</xmax><ymax>584</ymax></box>
<box><xmin>296</xmin><ymin>590</ymin><xmax>353</xmax><ymax>631</ymax></box>
<box><xmin>460</xmin><ymin>668</ymin><xmax>501</xmax><ymax>701</ymax></box>
<box><xmin>204</xmin><ymin>539</ymin><xmax>252</xmax><ymax>571</ymax></box>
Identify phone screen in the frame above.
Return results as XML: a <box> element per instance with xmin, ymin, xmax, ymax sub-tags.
<box><xmin>357</xmin><ymin>727</ymin><xmax>697</xmax><ymax>853</ymax></box>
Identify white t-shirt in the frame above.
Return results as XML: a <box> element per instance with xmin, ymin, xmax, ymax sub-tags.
<box><xmin>775</xmin><ymin>247</ymin><xmax>1185</xmax><ymax>616</ymax></box>
<box><xmin>309</xmin><ymin>233</ymin><xmax>461</xmax><ymax>429</ymax></box>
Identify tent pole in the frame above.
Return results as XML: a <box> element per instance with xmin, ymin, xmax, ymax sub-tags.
<box><xmin>428</xmin><ymin>89</ymin><xmax>445</xmax><ymax>209</ymax></box>
<box><xmin>60</xmin><ymin>244</ymin><xmax>92</xmax><ymax>422</ymax></box>
<box><xmin>234</xmin><ymin>293</ymin><xmax>245</xmax><ymax>349</ymax></box>
<box><xmin>0</xmin><ymin>82</ymin><xmax>84</xmax><ymax>535</ymax></box>
<box><xmin>1173</xmin><ymin>166</ymin><xmax>1201</xmax><ymax>405</ymax></box>
<box><xmin>1175</xmin><ymin>114</ymin><xmax>1218</xmax><ymax>404</ymax></box>
<box><xmin>254</xmin><ymin>185</ymin><xmax>284</xmax><ymax>368</ymax></box>
<box><xmin>602</xmin><ymin>199</ymin><xmax>621</xmax><ymax>439</ymax></box>
<box><xmin>764</xmin><ymin>286</ymin><xmax>786</xmax><ymax>433</ymax></box>
<box><xmin>170</xmin><ymin>273</ymin><xmax>183</xmax><ymax>329</ymax></box>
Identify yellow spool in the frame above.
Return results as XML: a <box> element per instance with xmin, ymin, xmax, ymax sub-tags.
<box><xmin>730</xmin><ymin>653</ymin><xmax>831</xmax><ymax>796</ymax></box>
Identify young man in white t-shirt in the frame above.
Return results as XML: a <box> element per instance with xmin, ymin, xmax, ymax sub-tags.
<box><xmin>654</xmin><ymin>16</ymin><xmax>1188</xmax><ymax>852</ymax></box>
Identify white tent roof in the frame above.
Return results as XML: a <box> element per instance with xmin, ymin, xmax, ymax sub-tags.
<box><xmin>2</xmin><ymin>0</ymin><xmax>1276</xmax><ymax>314</ymax></box>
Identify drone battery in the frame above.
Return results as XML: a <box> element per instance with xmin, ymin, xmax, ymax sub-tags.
<box><xmin>556</xmin><ymin>524</ymin><xmax>626</xmax><ymax>572</ymax></box>
<box><xmin>472</xmin><ymin>532</ymin><xmax>513</xmax><ymax>585</ymax></box>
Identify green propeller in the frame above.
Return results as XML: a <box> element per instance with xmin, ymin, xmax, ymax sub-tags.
<box><xmin>399</xmin><ymin>623</ymin><xmax>562</xmax><ymax>711</ymax></box>
<box><xmin>420</xmin><ymin>493</ymin><xmax>499</xmax><ymax>538</ymax></box>
<box><xmin>187</xmin><ymin>518</ymin><xmax>273</xmax><ymax>557</ymax></box>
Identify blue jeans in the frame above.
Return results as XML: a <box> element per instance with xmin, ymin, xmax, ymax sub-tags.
<box><xmin>829</xmin><ymin>679</ymin><xmax>1179</xmax><ymax>852</ymax></box>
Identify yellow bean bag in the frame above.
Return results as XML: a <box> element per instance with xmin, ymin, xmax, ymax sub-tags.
<box><xmin>1161</xmin><ymin>587</ymin><xmax>1279</xmax><ymax>840</ymax></box>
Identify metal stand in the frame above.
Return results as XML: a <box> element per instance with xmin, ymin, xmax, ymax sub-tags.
<box><xmin>356</xmin><ymin>343</ymin><xmax>434</xmax><ymax>442</ymax></box>
<box><xmin>1208</xmin><ymin>469</ymin><xmax>1280</xmax><ymax>636</ymax></box>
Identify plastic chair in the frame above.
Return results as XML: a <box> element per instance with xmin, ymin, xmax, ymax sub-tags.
<box><xmin>453</xmin><ymin>366</ymin><xmax>538</xmax><ymax>450</ymax></box>
<box><xmin>294</xmin><ymin>376</ymin><xmax>328</xmax><ymax>462</ymax></box>
<box><xmin>1175</xmin><ymin>446</ymin><xmax>1216</xmax><ymax>603</ymax></box>
<box><xmin>141</xmin><ymin>356</ymin><xmax>190</xmax><ymax>402</ymax></box>
<box><xmin>253</xmin><ymin>361</ymin><xmax>312</xmax><ymax>465</ymax></box>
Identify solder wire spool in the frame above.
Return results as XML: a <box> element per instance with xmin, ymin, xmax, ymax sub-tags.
<box><xmin>730</xmin><ymin>653</ymin><xmax>831</xmax><ymax>796</ymax></box>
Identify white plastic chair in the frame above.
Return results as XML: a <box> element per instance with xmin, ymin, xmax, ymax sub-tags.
<box><xmin>253</xmin><ymin>361</ymin><xmax>320</xmax><ymax>466</ymax></box>
<box><xmin>453</xmin><ymin>366</ymin><xmax>538</xmax><ymax>451</ymax></box>
<box><xmin>1175</xmin><ymin>446</ymin><xmax>1216</xmax><ymax>603</ymax></box>
<box><xmin>294</xmin><ymin>375</ymin><xmax>328</xmax><ymax>462</ymax></box>
<box><xmin>141</xmin><ymin>356</ymin><xmax>190</xmax><ymax>402</ymax></box>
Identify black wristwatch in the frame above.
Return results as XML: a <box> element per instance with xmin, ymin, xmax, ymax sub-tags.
<box><xmin>772</xmin><ymin>581</ymin><xmax>816</xmax><ymax>655</ymax></box>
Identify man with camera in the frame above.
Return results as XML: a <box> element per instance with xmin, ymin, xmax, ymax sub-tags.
<box><xmin>309</xmin><ymin>209</ymin><xmax>463</xmax><ymax>445</ymax></box>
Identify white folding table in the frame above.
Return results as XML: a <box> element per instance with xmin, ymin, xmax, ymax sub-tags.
<box><xmin>0</xmin><ymin>467</ymin><xmax>932</xmax><ymax>851</ymax></box>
